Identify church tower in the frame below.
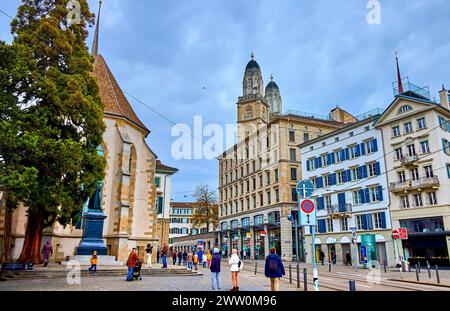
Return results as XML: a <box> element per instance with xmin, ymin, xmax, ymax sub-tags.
<box><xmin>237</xmin><ymin>53</ymin><xmax>270</xmax><ymax>141</ymax></box>
<box><xmin>265</xmin><ymin>74</ymin><xmax>282</xmax><ymax>116</ymax></box>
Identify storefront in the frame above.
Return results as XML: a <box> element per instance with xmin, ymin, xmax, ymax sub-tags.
<box><xmin>240</xmin><ymin>217</ymin><xmax>251</xmax><ymax>259</ymax></box>
<box><xmin>253</xmin><ymin>214</ymin><xmax>265</xmax><ymax>259</ymax></box>
<box><xmin>267</xmin><ymin>211</ymin><xmax>281</xmax><ymax>256</ymax></box>
<box><xmin>400</xmin><ymin>217</ymin><xmax>449</xmax><ymax>266</ymax></box>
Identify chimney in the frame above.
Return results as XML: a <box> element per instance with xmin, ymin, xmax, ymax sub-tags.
<box><xmin>439</xmin><ymin>85</ymin><xmax>449</xmax><ymax>109</ymax></box>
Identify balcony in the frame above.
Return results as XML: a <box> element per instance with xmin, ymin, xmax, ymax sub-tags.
<box><xmin>400</xmin><ymin>154</ymin><xmax>419</xmax><ymax>167</ymax></box>
<box><xmin>327</xmin><ymin>204</ymin><xmax>352</xmax><ymax>217</ymax></box>
<box><xmin>389</xmin><ymin>176</ymin><xmax>440</xmax><ymax>194</ymax></box>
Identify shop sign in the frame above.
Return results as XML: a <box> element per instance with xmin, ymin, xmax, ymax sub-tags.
<box><xmin>399</xmin><ymin>228</ymin><xmax>408</xmax><ymax>240</ymax></box>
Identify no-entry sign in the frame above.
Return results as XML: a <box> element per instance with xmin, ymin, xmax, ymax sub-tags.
<box><xmin>392</xmin><ymin>230</ymin><xmax>399</xmax><ymax>239</ymax></box>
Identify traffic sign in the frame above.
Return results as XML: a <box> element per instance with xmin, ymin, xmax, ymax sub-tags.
<box><xmin>392</xmin><ymin>229</ymin><xmax>399</xmax><ymax>239</ymax></box>
<box><xmin>399</xmin><ymin>228</ymin><xmax>408</xmax><ymax>240</ymax></box>
<box><xmin>299</xmin><ymin>199</ymin><xmax>316</xmax><ymax>226</ymax></box>
<box><xmin>296</xmin><ymin>180</ymin><xmax>315</xmax><ymax>199</ymax></box>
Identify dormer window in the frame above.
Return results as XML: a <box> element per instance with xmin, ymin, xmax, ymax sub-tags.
<box><xmin>398</xmin><ymin>105</ymin><xmax>412</xmax><ymax>114</ymax></box>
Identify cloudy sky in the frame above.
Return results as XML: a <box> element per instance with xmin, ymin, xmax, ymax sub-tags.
<box><xmin>1</xmin><ymin>0</ymin><xmax>449</xmax><ymax>202</ymax></box>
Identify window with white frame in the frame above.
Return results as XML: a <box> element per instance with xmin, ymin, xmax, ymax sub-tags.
<box><xmin>410</xmin><ymin>168</ymin><xmax>419</xmax><ymax>181</ymax></box>
<box><xmin>335</xmin><ymin>150</ymin><xmax>342</xmax><ymax>163</ymax></box>
<box><xmin>351</xmin><ymin>167</ymin><xmax>358</xmax><ymax>181</ymax></box>
<box><xmin>417</xmin><ymin>117</ymin><xmax>427</xmax><ymax>129</ymax></box>
<box><xmin>356</xmin><ymin>215</ymin><xmax>364</xmax><ymax>230</ymax></box>
<box><xmin>365</xmin><ymin>140</ymin><xmax>375</xmax><ymax>154</ymax></box>
<box><xmin>420</xmin><ymin>140</ymin><xmax>430</xmax><ymax>154</ymax></box>
<box><xmin>369</xmin><ymin>186</ymin><xmax>381</xmax><ymax>202</ymax></box>
<box><xmin>327</xmin><ymin>218</ymin><xmax>334</xmax><ymax>232</ymax></box>
<box><xmin>341</xmin><ymin>218</ymin><xmax>348</xmax><ymax>231</ymax></box>
<box><xmin>324</xmin><ymin>195</ymin><xmax>332</xmax><ymax>209</ymax></box>
<box><xmin>398</xmin><ymin>171</ymin><xmax>406</xmax><ymax>183</ymax></box>
<box><xmin>350</xmin><ymin>145</ymin><xmax>358</xmax><ymax>159</ymax></box>
<box><xmin>367</xmin><ymin>162</ymin><xmax>377</xmax><ymax>177</ymax></box>
<box><xmin>324</xmin><ymin>174</ymin><xmax>331</xmax><ymax>187</ymax></box>
<box><xmin>413</xmin><ymin>193</ymin><xmax>423</xmax><ymax>207</ymax></box>
<box><xmin>392</xmin><ymin>126</ymin><xmax>401</xmax><ymax>137</ymax></box>
<box><xmin>337</xmin><ymin>171</ymin><xmax>344</xmax><ymax>184</ymax></box>
<box><xmin>404</xmin><ymin>122</ymin><xmax>413</xmax><ymax>133</ymax></box>
<box><xmin>395</xmin><ymin>147</ymin><xmax>403</xmax><ymax>160</ymax></box>
<box><xmin>424</xmin><ymin>165</ymin><xmax>433</xmax><ymax>178</ymax></box>
<box><xmin>321</xmin><ymin>154</ymin><xmax>328</xmax><ymax>167</ymax></box>
<box><xmin>407</xmin><ymin>144</ymin><xmax>416</xmax><ymax>156</ymax></box>
<box><xmin>401</xmin><ymin>196</ymin><xmax>409</xmax><ymax>208</ymax></box>
<box><xmin>352</xmin><ymin>190</ymin><xmax>362</xmax><ymax>205</ymax></box>
<box><xmin>427</xmin><ymin>192</ymin><xmax>437</xmax><ymax>205</ymax></box>
<box><xmin>373</xmin><ymin>213</ymin><xmax>383</xmax><ymax>229</ymax></box>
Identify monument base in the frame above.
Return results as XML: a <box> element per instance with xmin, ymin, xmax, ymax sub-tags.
<box><xmin>76</xmin><ymin>211</ymin><xmax>108</xmax><ymax>256</ymax></box>
<box><xmin>62</xmin><ymin>255</ymin><xmax>124</xmax><ymax>266</ymax></box>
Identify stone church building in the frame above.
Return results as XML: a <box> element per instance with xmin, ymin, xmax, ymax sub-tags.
<box><xmin>0</xmin><ymin>2</ymin><xmax>160</xmax><ymax>262</ymax></box>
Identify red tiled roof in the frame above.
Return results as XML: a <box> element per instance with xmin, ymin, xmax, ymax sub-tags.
<box><xmin>93</xmin><ymin>54</ymin><xmax>149</xmax><ymax>134</ymax></box>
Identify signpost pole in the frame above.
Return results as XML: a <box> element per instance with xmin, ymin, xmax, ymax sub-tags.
<box><xmin>312</xmin><ymin>224</ymin><xmax>319</xmax><ymax>291</ymax></box>
<box><xmin>294</xmin><ymin>219</ymin><xmax>300</xmax><ymax>266</ymax></box>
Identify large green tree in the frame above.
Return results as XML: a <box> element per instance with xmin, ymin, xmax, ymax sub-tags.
<box><xmin>1</xmin><ymin>0</ymin><xmax>105</xmax><ymax>264</ymax></box>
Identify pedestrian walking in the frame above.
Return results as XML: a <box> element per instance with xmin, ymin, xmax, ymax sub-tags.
<box><xmin>193</xmin><ymin>252</ymin><xmax>199</xmax><ymax>271</ymax></box>
<box><xmin>126</xmin><ymin>248</ymin><xmax>140</xmax><ymax>281</ymax></box>
<box><xmin>345</xmin><ymin>251</ymin><xmax>352</xmax><ymax>266</ymax></box>
<box><xmin>228</xmin><ymin>249</ymin><xmax>243</xmax><ymax>291</ymax></box>
<box><xmin>41</xmin><ymin>240</ymin><xmax>53</xmax><ymax>267</ymax></box>
<box><xmin>88</xmin><ymin>251</ymin><xmax>98</xmax><ymax>274</ymax></box>
<box><xmin>182</xmin><ymin>250</ymin><xmax>188</xmax><ymax>266</ymax></box>
<box><xmin>202</xmin><ymin>253</ymin><xmax>207</xmax><ymax>268</ymax></box>
<box><xmin>172</xmin><ymin>250</ymin><xmax>177</xmax><ymax>265</ymax></box>
<box><xmin>178</xmin><ymin>250</ymin><xmax>182</xmax><ymax>266</ymax></box>
<box><xmin>264</xmin><ymin>247</ymin><xmax>285</xmax><ymax>291</ymax></box>
<box><xmin>210</xmin><ymin>248</ymin><xmax>222</xmax><ymax>290</ymax></box>
<box><xmin>207</xmin><ymin>250</ymin><xmax>212</xmax><ymax>268</ymax></box>
<box><xmin>187</xmin><ymin>251</ymin><xmax>193</xmax><ymax>270</ymax></box>
<box><xmin>332</xmin><ymin>252</ymin><xmax>337</xmax><ymax>265</ymax></box>
<box><xmin>161</xmin><ymin>243</ymin><xmax>168</xmax><ymax>268</ymax></box>
<box><xmin>243</xmin><ymin>249</ymin><xmax>247</xmax><ymax>260</ymax></box>
<box><xmin>157</xmin><ymin>249</ymin><xmax>160</xmax><ymax>264</ymax></box>
<box><xmin>145</xmin><ymin>243</ymin><xmax>153</xmax><ymax>268</ymax></box>
<box><xmin>320</xmin><ymin>250</ymin><xmax>325</xmax><ymax>266</ymax></box>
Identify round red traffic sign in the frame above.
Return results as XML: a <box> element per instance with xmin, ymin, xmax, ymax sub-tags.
<box><xmin>392</xmin><ymin>230</ymin><xmax>399</xmax><ymax>239</ymax></box>
<box><xmin>300</xmin><ymin>199</ymin><xmax>315</xmax><ymax>214</ymax></box>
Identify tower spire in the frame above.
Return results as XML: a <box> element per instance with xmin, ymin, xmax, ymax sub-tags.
<box><xmin>251</xmin><ymin>52</ymin><xmax>254</xmax><ymax>60</ymax></box>
<box><xmin>91</xmin><ymin>0</ymin><xmax>103</xmax><ymax>56</ymax></box>
<box><xmin>396</xmin><ymin>51</ymin><xmax>404</xmax><ymax>95</ymax></box>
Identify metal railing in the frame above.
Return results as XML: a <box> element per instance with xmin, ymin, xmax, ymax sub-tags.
<box><xmin>327</xmin><ymin>204</ymin><xmax>352</xmax><ymax>215</ymax></box>
<box><xmin>400</xmin><ymin>154</ymin><xmax>419</xmax><ymax>165</ymax></box>
<box><xmin>389</xmin><ymin>176</ymin><xmax>440</xmax><ymax>193</ymax></box>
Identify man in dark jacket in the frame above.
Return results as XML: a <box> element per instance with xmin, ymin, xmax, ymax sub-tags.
<box><xmin>210</xmin><ymin>248</ymin><xmax>222</xmax><ymax>290</ymax></box>
<box><xmin>264</xmin><ymin>247</ymin><xmax>285</xmax><ymax>291</ymax></box>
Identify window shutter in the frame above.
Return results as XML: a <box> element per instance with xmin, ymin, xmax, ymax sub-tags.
<box><xmin>330</xmin><ymin>153</ymin><xmax>335</xmax><ymax>164</ymax></box>
<box><xmin>318</xmin><ymin>219</ymin><xmax>326</xmax><ymax>233</ymax></box>
<box><xmin>340</xmin><ymin>149</ymin><xmax>346</xmax><ymax>161</ymax></box>
<box><xmin>364</xmin><ymin>188</ymin><xmax>370</xmax><ymax>203</ymax></box>
<box><xmin>357</xmin><ymin>166</ymin><xmax>363</xmax><ymax>179</ymax></box>
<box><xmin>362</xmin><ymin>165</ymin><xmax>368</xmax><ymax>178</ymax></box>
<box><xmin>447</xmin><ymin>164</ymin><xmax>450</xmax><ymax>178</ymax></box>
<box><xmin>316</xmin><ymin>177</ymin><xmax>323</xmax><ymax>189</ymax></box>
<box><xmin>375</xmin><ymin>162</ymin><xmax>381</xmax><ymax>176</ymax></box>
<box><xmin>317</xmin><ymin>197</ymin><xmax>325</xmax><ymax>210</ymax></box>
<box><xmin>360</xmin><ymin>143</ymin><xmax>366</xmax><ymax>155</ymax></box>
<box><xmin>338</xmin><ymin>193</ymin><xmax>346</xmax><ymax>212</ymax></box>
<box><xmin>318</xmin><ymin>157</ymin><xmax>322</xmax><ymax>168</ymax></box>
<box><xmin>355</xmin><ymin>144</ymin><xmax>361</xmax><ymax>157</ymax></box>
<box><xmin>380</xmin><ymin>212</ymin><xmax>387</xmax><ymax>229</ymax></box>
<box><xmin>372</xmin><ymin>139</ymin><xmax>378</xmax><ymax>152</ymax></box>
<box><xmin>344</xmin><ymin>148</ymin><xmax>350</xmax><ymax>160</ymax></box>
<box><xmin>361</xmin><ymin>214</ymin><xmax>368</xmax><ymax>230</ymax></box>
<box><xmin>366</xmin><ymin>214</ymin><xmax>373</xmax><ymax>230</ymax></box>
<box><xmin>359</xmin><ymin>189</ymin><xmax>366</xmax><ymax>204</ymax></box>
<box><xmin>314</xmin><ymin>157</ymin><xmax>319</xmax><ymax>168</ymax></box>
<box><xmin>307</xmin><ymin>160</ymin><xmax>311</xmax><ymax>171</ymax></box>
<box><xmin>346</xmin><ymin>169</ymin><xmax>352</xmax><ymax>182</ymax></box>
<box><xmin>377</xmin><ymin>185</ymin><xmax>383</xmax><ymax>201</ymax></box>
<box><xmin>330</xmin><ymin>173</ymin><xmax>337</xmax><ymax>186</ymax></box>
<box><xmin>443</xmin><ymin>139</ymin><xmax>448</xmax><ymax>154</ymax></box>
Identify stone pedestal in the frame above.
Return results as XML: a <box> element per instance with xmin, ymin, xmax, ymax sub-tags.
<box><xmin>76</xmin><ymin>211</ymin><xmax>108</xmax><ymax>256</ymax></box>
<box><xmin>62</xmin><ymin>255</ymin><xmax>123</xmax><ymax>266</ymax></box>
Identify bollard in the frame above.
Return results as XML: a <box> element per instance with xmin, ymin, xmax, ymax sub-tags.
<box><xmin>289</xmin><ymin>265</ymin><xmax>292</xmax><ymax>284</ymax></box>
<box><xmin>383</xmin><ymin>261</ymin><xmax>387</xmax><ymax>273</ymax></box>
<box><xmin>328</xmin><ymin>262</ymin><xmax>331</xmax><ymax>272</ymax></box>
<box><xmin>415</xmin><ymin>264</ymin><xmax>419</xmax><ymax>282</ymax></box>
<box><xmin>296</xmin><ymin>264</ymin><xmax>300</xmax><ymax>289</ymax></box>
<box><xmin>303</xmin><ymin>268</ymin><xmax>308</xmax><ymax>292</ymax></box>
<box><xmin>254</xmin><ymin>262</ymin><xmax>257</xmax><ymax>275</ymax></box>
<box><xmin>427</xmin><ymin>264</ymin><xmax>431</xmax><ymax>279</ymax></box>
<box><xmin>418</xmin><ymin>261</ymin><xmax>421</xmax><ymax>274</ymax></box>
<box><xmin>435</xmin><ymin>265</ymin><xmax>440</xmax><ymax>284</ymax></box>
<box><xmin>349</xmin><ymin>280</ymin><xmax>356</xmax><ymax>291</ymax></box>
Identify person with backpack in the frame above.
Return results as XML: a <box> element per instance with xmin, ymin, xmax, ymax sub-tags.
<box><xmin>264</xmin><ymin>247</ymin><xmax>285</xmax><ymax>291</ymax></box>
<box><xmin>210</xmin><ymin>248</ymin><xmax>222</xmax><ymax>290</ymax></box>
<box><xmin>145</xmin><ymin>243</ymin><xmax>153</xmax><ymax>268</ymax></box>
<box><xmin>193</xmin><ymin>252</ymin><xmax>199</xmax><ymax>271</ymax></box>
<box><xmin>228</xmin><ymin>248</ymin><xmax>242</xmax><ymax>291</ymax></box>
<box><xmin>178</xmin><ymin>250</ymin><xmax>183</xmax><ymax>266</ymax></box>
<box><xmin>88</xmin><ymin>250</ymin><xmax>98</xmax><ymax>274</ymax></box>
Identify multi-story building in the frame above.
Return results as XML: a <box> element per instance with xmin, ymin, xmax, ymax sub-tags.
<box><xmin>155</xmin><ymin>161</ymin><xmax>178</xmax><ymax>250</ymax></box>
<box><xmin>300</xmin><ymin>111</ymin><xmax>395</xmax><ymax>266</ymax></box>
<box><xmin>217</xmin><ymin>55</ymin><xmax>351</xmax><ymax>260</ymax></box>
<box><xmin>168</xmin><ymin>202</ymin><xmax>211</xmax><ymax>247</ymax></box>
<box><xmin>374</xmin><ymin>80</ymin><xmax>450</xmax><ymax>266</ymax></box>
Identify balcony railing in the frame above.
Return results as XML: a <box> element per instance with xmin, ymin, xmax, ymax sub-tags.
<box><xmin>389</xmin><ymin>176</ymin><xmax>440</xmax><ymax>193</ymax></box>
<box><xmin>327</xmin><ymin>204</ymin><xmax>352</xmax><ymax>216</ymax></box>
<box><xmin>400</xmin><ymin>154</ymin><xmax>419</xmax><ymax>166</ymax></box>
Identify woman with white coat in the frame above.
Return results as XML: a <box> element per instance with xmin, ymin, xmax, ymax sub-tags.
<box><xmin>228</xmin><ymin>249</ymin><xmax>243</xmax><ymax>291</ymax></box>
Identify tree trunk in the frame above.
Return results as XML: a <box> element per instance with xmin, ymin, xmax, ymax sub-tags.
<box><xmin>1</xmin><ymin>193</ymin><xmax>13</xmax><ymax>264</ymax></box>
<box><xmin>17</xmin><ymin>211</ymin><xmax>45</xmax><ymax>264</ymax></box>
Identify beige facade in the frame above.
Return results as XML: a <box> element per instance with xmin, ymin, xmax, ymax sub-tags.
<box><xmin>217</xmin><ymin>56</ymin><xmax>346</xmax><ymax>261</ymax></box>
<box><xmin>374</xmin><ymin>88</ymin><xmax>450</xmax><ymax>266</ymax></box>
